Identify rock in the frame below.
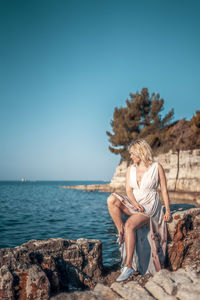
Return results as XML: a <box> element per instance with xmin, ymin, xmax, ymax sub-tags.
<box><xmin>93</xmin><ymin>283</ymin><xmax>122</xmax><ymax>300</ymax></box>
<box><xmin>0</xmin><ymin>265</ymin><xmax>14</xmax><ymax>300</ymax></box>
<box><xmin>145</xmin><ymin>280</ymin><xmax>177</xmax><ymax>300</ymax></box>
<box><xmin>50</xmin><ymin>291</ymin><xmax>98</xmax><ymax>300</ymax></box>
<box><xmin>53</xmin><ymin>267</ymin><xmax>200</xmax><ymax>300</ymax></box>
<box><xmin>167</xmin><ymin>208</ymin><xmax>200</xmax><ymax>271</ymax></box>
<box><xmin>176</xmin><ymin>283</ymin><xmax>200</xmax><ymax>300</ymax></box>
<box><xmin>147</xmin><ymin>269</ymin><xmax>177</xmax><ymax>295</ymax></box>
<box><xmin>111</xmin><ymin>281</ymin><xmax>154</xmax><ymax>300</ymax></box>
<box><xmin>153</xmin><ymin>149</ymin><xmax>200</xmax><ymax>193</ymax></box>
<box><xmin>60</xmin><ymin>184</ymin><xmax>113</xmax><ymax>193</ymax></box>
<box><xmin>145</xmin><ymin>267</ymin><xmax>200</xmax><ymax>300</ymax></box>
<box><xmin>0</xmin><ymin>238</ymin><xmax>104</xmax><ymax>299</ymax></box>
<box><xmin>167</xmin><ymin>208</ymin><xmax>200</xmax><ymax>240</ymax></box>
<box><xmin>50</xmin><ymin>285</ymin><xmax>122</xmax><ymax>300</ymax></box>
<box><xmin>176</xmin><ymin>149</ymin><xmax>200</xmax><ymax>192</ymax></box>
<box><xmin>14</xmin><ymin>263</ymin><xmax>50</xmax><ymax>300</ymax></box>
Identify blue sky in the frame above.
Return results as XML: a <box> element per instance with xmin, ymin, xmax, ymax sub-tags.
<box><xmin>0</xmin><ymin>0</ymin><xmax>199</xmax><ymax>180</ymax></box>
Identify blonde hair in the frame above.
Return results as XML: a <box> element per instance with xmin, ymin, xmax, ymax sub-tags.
<box><xmin>128</xmin><ymin>139</ymin><xmax>154</xmax><ymax>167</ymax></box>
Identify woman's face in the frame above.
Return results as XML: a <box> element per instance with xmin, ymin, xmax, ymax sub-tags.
<box><xmin>129</xmin><ymin>148</ymin><xmax>141</xmax><ymax>164</ymax></box>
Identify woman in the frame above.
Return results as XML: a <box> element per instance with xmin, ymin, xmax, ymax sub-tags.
<box><xmin>107</xmin><ymin>139</ymin><xmax>171</xmax><ymax>281</ymax></box>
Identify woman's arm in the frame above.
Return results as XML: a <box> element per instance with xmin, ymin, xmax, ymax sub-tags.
<box><xmin>158</xmin><ymin>162</ymin><xmax>171</xmax><ymax>221</ymax></box>
<box><xmin>126</xmin><ymin>166</ymin><xmax>144</xmax><ymax>212</ymax></box>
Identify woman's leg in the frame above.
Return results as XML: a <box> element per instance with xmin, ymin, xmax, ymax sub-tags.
<box><xmin>107</xmin><ymin>193</ymin><xmax>132</xmax><ymax>233</ymax></box>
<box><xmin>124</xmin><ymin>213</ymin><xmax>149</xmax><ymax>268</ymax></box>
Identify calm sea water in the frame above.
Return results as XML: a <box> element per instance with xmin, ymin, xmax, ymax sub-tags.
<box><xmin>0</xmin><ymin>181</ymin><xmax>196</xmax><ymax>267</ymax></box>
<box><xmin>0</xmin><ymin>181</ymin><xmax>120</xmax><ymax>266</ymax></box>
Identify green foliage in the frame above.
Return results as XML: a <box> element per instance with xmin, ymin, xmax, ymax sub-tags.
<box><xmin>106</xmin><ymin>88</ymin><xmax>174</xmax><ymax>161</ymax></box>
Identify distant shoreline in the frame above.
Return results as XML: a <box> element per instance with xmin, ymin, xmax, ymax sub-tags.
<box><xmin>60</xmin><ymin>183</ymin><xmax>200</xmax><ymax>206</ymax></box>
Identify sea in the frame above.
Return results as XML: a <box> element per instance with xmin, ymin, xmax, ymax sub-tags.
<box><xmin>0</xmin><ymin>180</ymin><xmax>121</xmax><ymax>266</ymax></box>
<box><xmin>0</xmin><ymin>180</ymin><xmax>196</xmax><ymax>267</ymax></box>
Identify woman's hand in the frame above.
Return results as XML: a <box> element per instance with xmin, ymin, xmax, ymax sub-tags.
<box><xmin>163</xmin><ymin>211</ymin><xmax>172</xmax><ymax>222</ymax></box>
<box><xmin>134</xmin><ymin>202</ymin><xmax>144</xmax><ymax>212</ymax></box>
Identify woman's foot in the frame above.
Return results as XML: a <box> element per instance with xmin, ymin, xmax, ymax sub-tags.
<box><xmin>116</xmin><ymin>266</ymin><xmax>135</xmax><ymax>281</ymax></box>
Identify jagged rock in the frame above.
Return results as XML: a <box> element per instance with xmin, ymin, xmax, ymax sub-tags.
<box><xmin>167</xmin><ymin>208</ymin><xmax>200</xmax><ymax>271</ymax></box>
<box><xmin>0</xmin><ymin>238</ymin><xmax>103</xmax><ymax>299</ymax></box>
<box><xmin>14</xmin><ymin>263</ymin><xmax>50</xmax><ymax>300</ymax></box>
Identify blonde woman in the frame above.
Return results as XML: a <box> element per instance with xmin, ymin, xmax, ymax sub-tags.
<box><xmin>107</xmin><ymin>139</ymin><xmax>171</xmax><ymax>281</ymax></box>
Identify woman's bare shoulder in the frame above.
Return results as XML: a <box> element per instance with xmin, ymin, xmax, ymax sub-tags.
<box><xmin>126</xmin><ymin>164</ymin><xmax>134</xmax><ymax>176</ymax></box>
<box><xmin>157</xmin><ymin>161</ymin><xmax>164</xmax><ymax>170</ymax></box>
<box><xmin>157</xmin><ymin>162</ymin><xmax>166</xmax><ymax>178</ymax></box>
<box><xmin>126</xmin><ymin>165</ymin><xmax>131</xmax><ymax>173</ymax></box>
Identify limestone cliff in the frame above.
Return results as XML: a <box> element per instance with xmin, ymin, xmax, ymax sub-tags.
<box><xmin>110</xmin><ymin>149</ymin><xmax>200</xmax><ymax>193</ymax></box>
<box><xmin>60</xmin><ymin>149</ymin><xmax>200</xmax><ymax>203</ymax></box>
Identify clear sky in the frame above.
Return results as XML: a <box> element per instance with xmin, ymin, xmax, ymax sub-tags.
<box><xmin>0</xmin><ymin>0</ymin><xmax>199</xmax><ymax>181</ymax></box>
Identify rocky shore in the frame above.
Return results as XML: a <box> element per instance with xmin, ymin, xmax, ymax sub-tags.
<box><xmin>1</xmin><ymin>207</ymin><xmax>200</xmax><ymax>299</ymax></box>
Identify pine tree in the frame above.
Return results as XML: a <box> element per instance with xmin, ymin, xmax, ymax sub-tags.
<box><xmin>106</xmin><ymin>88</ymin><xmax>174</xmax><ymax>161</ymax></box>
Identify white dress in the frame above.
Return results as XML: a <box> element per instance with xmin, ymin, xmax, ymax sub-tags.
<box><xmin>112</xmin><ymin>161</ymin><xmax>167</xmax><ymax>275</ymax></box>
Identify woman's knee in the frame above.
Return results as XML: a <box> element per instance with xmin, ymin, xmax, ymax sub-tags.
<box><xmin>107</xmin><ymin>193</ymin><xmax>119</xmax><ymax>207</ymax></box>
<box><xmin>124</xmin><ymin>219</ymin><xmax>136</xmax><ymax>231</ymax></box>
